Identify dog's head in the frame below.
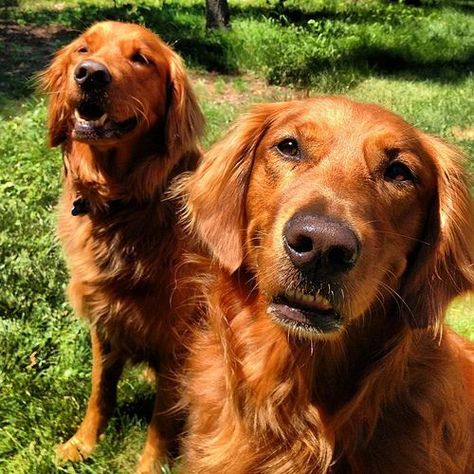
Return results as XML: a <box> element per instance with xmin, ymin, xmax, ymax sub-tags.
<box><xmin>181</xmin><ymin>98</ymin><xmax>473</xmax><ymax>338</ymax></box>
<box><xmin>40</xmin><ymin>21</ymin><xmax>203</xmax><ymax>156</ymax></box>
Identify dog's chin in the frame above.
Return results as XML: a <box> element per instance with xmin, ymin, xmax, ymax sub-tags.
<box><xmin>267</xmin><ymin>290</ymin><xmax>343</xmax><ymax>338</ymax></box>
<box><xmin>72</xmin><ymin>104</ymin><xmax>138</xmax><ymax>143</ymax></box>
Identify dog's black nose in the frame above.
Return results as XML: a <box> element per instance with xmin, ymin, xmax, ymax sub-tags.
<box><xmin>74</xmin><ymin>60</ymin><xmax>111</xmax><ymax>89</ymax></box>
<box><xmin>283</xmin><ymin>214</ymin><xmax>360</xmax><ymax>277</ymax></box>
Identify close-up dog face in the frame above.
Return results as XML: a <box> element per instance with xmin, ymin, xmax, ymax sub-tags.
<box><xmin>183</xmin><ymin>97</ymin><xmax>473</xmax><ymax>339</ymax></box>
<box><xmin>40</xmin><ymin>21</ymin><xmax>200</xmax><ymax>154</ymax></box>
<box><xmin>246</xmin><ymin>100</ymin><xmax>437</xmax><ymax>336</ymax></box>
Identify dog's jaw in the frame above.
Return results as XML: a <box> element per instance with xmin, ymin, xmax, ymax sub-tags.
<box><xmin>72</xmin><ymin>103</ymin><xmax>139</xmax><ymax>142</ymax></box>
<box><xmin>267</xmin><ymin>290</ymin><xmax>343</xmax><ymax>337</ymax></box>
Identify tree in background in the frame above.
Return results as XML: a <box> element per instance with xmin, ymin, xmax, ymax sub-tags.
<box><xmin>206</xmin><ymin>0</ymin><xmax>230</xmax><ymax>29</ymax></box>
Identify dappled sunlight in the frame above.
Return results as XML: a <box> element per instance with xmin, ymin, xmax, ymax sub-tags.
<box><xmin>1</xmin><ymin>1</ymin><xmax>472</xmax><ymax>472</ymax></box>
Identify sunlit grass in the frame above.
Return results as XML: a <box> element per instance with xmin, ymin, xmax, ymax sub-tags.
<box><xmin>1</xmin><ymin>0</ymin><xmax>472</xmax><ymax>472</ymax></box>
<box><xmin>447</xmin><ymin>295</ymin><xmax>474</xmax><ymax>340</ymax></box>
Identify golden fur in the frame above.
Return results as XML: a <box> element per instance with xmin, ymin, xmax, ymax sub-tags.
<box><xmin>177</xmin><ymin>97</ymin><xmax>474</xmax><ymax>473</ymax></box>
<box><xmin>40</xmin><ymin>21</ymin><xmax>204</xmax><ymax>472</ymax></box>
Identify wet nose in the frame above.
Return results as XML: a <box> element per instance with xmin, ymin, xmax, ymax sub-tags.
<box><xmin>74</xmin><ymin>60</ymin><xmax>111</xmax><ymax>89</ymax></box>
<box><xmin>283</xmin><ymin>213</ymin><xmax>360</xmax><ymax>277</ymax></box>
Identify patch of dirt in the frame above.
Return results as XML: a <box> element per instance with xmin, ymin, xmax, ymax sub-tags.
<box><xmin>451</xmin><ymin>126</ymin><xmax>474</xmax><ymax>141</ymax></box>
<box><xmin>0</xmin><ymin>21</ymin><xmax>303</xmax><ymax>107</ymax></box>
<box><xmin>0</xmin><ymin>21</ymin><xmax>77</xmax><ymax>98</ymax></box>
<box><xmin>190</xmin><ymin>70</ymin><xmax>307</xmax><ymax>105</ymax></box>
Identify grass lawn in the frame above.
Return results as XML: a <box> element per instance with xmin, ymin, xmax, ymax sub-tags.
<box><xmin>0</xmin><ymin>0</ymin><xmax>472</xmax><ymax>472</ymax></box>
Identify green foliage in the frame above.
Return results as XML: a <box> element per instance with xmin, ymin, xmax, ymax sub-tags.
<box><xmin>447</xmin><ymin>296</ymin><xmax>474</xmax><ymax>340</ymax></box>
<box><xmin>2</xmin><ymin>0</ymin><xmax>472</xmax><ymax>95</ymax></box>
<box><xmin>0</xmin><ymin>0</ymin><xmax>472</xmax><ymax>472</ymax></box>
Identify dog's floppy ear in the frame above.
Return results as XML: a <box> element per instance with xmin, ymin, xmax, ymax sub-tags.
<box><xmin>176</xmin><ymin>104</ymin><xmax>277</xmax><ymax>273</ymax></box>
<box><xmin>165</xmin><ymin>51</ymin><xmax>205</xmax><ymax>156</ymax></box>
<box><xmin>401</xmin><ymin>134</ymin><xmax>474</xmax><ymax>332</ymax></box>
<box><xmin>39</xmin><ymin>43</ymin><xmax>76</xmax><ymax>147</ymax></box>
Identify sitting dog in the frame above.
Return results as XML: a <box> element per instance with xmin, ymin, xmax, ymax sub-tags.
<box><xmin>40</xmin><ymin>21</ymin><xmax>204</xmax><ymax>472</ymax></box>
<box><xmin>177</xmin><ymin>97</ymin><xmax>474</xmax><ymax>473</ymax></box>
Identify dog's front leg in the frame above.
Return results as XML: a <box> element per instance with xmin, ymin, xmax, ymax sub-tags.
<box><xmin>57</xmin><ymin>327</ymin><xmax>125</xmax><ymax>462</ymax></box>
<box><xmin>137</xmin><ymin>367</ymin><xmax>181</xmax><ymax>474</ymax></box>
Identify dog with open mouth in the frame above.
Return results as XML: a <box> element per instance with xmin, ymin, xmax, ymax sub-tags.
<box><xmin>40</xmin><ymin>21</ymin><xmax>204</xmax><ymax>472</ymax></box>
<box><xmin>176</xmin><ymin>97</ymin><xmax>474</xmax><ymax>473</ymax></box>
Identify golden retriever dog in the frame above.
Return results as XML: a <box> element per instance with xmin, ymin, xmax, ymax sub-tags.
<box><xmin>40</xmin><ymin>21</ymin><xmax>204</xmax><ymax>472</ymax></box>
<box><xmin>176</xmin><ymin>97</ymin><xmax>474</xmax><ymax>473</ymax></box>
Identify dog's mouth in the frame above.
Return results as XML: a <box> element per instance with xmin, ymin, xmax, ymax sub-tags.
<box><xmin>72</xmin><ymin>101</ymin><xmax>138</xmax><ymax>141</ymax></box>
<box><xmin>268</xmin><ymin>289</ymin><xmax>342</xmax><ymax>335</ymax></box>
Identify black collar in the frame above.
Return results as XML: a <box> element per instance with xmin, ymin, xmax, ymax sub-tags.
<box><xmin>71</xmin><ymin>196</ymin><xmax>127</xmax><ymax>216</ymax></box>
<box><xmin>71</xmin><ymin>197</ymin><xmax>90</xmax><ymax>216</ymax></box>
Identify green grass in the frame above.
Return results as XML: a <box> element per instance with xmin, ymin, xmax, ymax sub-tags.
<box><xmin>0</xmin><ymin>0</ymin><xmax>473</xmax><ymax>472</ymax></box>
<box><xmin>447</xmin><ymin>295</ymin><xmax>474</xmax><ymax>341</ymax></box>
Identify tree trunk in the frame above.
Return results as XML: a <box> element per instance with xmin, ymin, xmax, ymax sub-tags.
<box><xmin>205</xmin><ymin>0</ymin><xmax>230</xmax><ymax>30</ymax></box>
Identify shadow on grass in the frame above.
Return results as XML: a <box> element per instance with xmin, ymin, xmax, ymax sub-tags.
<box><xmin>231</xmin><ymin>2</ymin><xmax>402</xmax><ymax>26</ymax></box>
<box><xmin>231</xmin><ymin>0</ymin><xmax>474</xmax><ymax>25</ymax></box>
<box><xmin>281</xmin><ymin>45</ymin><xmax>474</xmax><ymax>88</ymax></box>
<box><xmin>0</xmin><ymin>2</ymin><xmax>238</xmax><ymax>109</ymax></box>
<box><xmin>115</xmin><ymin>391</ymin><xmax>155</xmax><ymax>425</ymax></box>
<box><xmin>0</xmin><ymin>1</ymin><xmax>472</xmax><ymax>106</ymax></box>
<box><xmin>0</xmin><ymin>22</ymin><xmax>77</xmax><ymax>112</ymax></box>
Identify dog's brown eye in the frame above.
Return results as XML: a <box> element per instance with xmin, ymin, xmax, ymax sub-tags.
<box><xmin>385</xmin><ymin>161</ymin><xmax>415</xmax><ymax>183</ymax></box>
<box><xmin>77</xmin><ymin>46</ymin><xmax>88</xmax><ymax>54</ymax></box>
<box><xmin>276</xmin><ymin>138</ymin><xmax>300</xmax><ymax>159</ymax></box>
<box><xmin>131</xmin><ymin>53</ymin><xmax>151</xmax><ymax>65</ymax></box>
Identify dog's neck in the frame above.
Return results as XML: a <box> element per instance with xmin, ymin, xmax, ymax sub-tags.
<box><xmin>212</xmin><ymin>268</ymin><xmax>413</xmax><ymax>429</ymax></box>
<box><xmin>311</xmin><ymin>306</ymin><xmax>412</xmax><ymax>422</ymax></box>
<box><xmin>62</xmin><ymin>135</ymin><xmax>198</xmax><ymax>214</ymax></box>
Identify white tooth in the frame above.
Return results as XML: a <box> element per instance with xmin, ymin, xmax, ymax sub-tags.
<box><xmin>286</xmin><ymin>289</ymin><xmax>294</xmax><ymax>299</ymax></box>
<box><xmin>98</xmin><ymin>114</ymin><xmax>107</xmax><ymax>126</ymax></box>
<box><xmin>295</xmin><ymin>291</ymin><xmax>302</xmax><ymax>301</ymax></box>
<box><xmin>73</xmin><ymin>110</ymin><xmax>107</xmax><ymax>127</ymax></box>
<box><xmin>316</xmin><ymin>295</ymin><xmax>331</xmax><ymax>308</ymax></box>
<box><xmin>305</xmin><ymin>294</ymin><xmax>315</xmax><ymax>302</ymax></box>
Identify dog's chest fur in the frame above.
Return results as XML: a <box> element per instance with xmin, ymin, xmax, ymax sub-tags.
<box><xmin>57</xmin><ymin>191</ymin><xmax>184</xmax><ymax>362</ymax></box>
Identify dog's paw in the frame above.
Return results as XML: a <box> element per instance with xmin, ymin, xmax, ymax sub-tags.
<box><xmin>56</xmin><ymin>436</ymin><xmax>95</xmax><ymax>463</ymax></box>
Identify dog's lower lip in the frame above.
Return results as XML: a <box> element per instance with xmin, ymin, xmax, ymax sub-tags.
<box><xmin>268</xmin><ymin>294</ymin><xmax>342</xmax><ymax>333</ymax></box>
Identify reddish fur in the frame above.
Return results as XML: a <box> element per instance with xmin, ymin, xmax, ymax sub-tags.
<box><xmin>177</xmin><ymin>97</ymin><xmax>474</xmax><ymax>473</ymax></box>
<box><xmin>40</xmin><ymin>21</ymin><xmax>204</xmax><ymax>472</ymax></box>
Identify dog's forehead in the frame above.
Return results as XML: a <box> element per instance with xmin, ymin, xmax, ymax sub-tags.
<box><xmin>267</xmin><ymin>98</ymin><xmax>418</xmax><ymax>150</ymax></box>
<box><xmin>86</xmin><ymin>21</ymin><xmax>145</xmax><ymax>36</ymax></box>
<box><xmin>83</xmin><ymin>22</ymin><xmax>160</xmax><ymax>48</ymax></box>
<box><xmin>275</xmin><ymin>99</ymin><xmax>402</xmax><ymax>131</ymax></box>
